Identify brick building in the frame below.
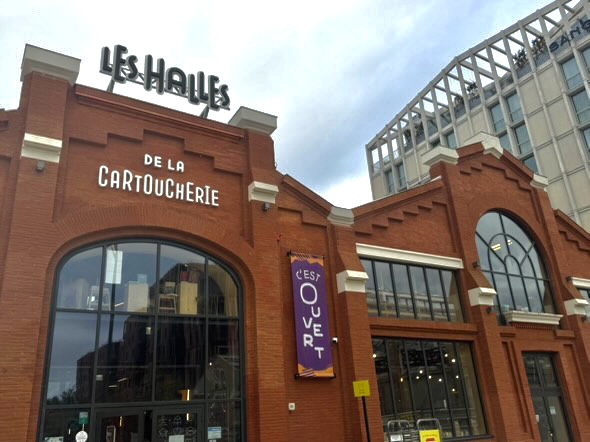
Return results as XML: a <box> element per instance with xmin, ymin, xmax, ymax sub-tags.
<box><xmin>1</xmin><ymin>45</ymin><xmax>589</xmax><ymax>442</ymax></box>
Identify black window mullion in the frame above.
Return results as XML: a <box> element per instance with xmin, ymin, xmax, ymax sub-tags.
<box><xmin>204</xmin><ymin>257</ymin><xmax>210</xmax><ymax>408</ymax></box>
<box><xmin>439</xmin><ymin>270</ymin><xmax>452</xmax><ymax>321</ymax></box>
<box><xmin>388</xmin><ymin>263</ymin><xmax>400</xmax><ymax>318</ymax></box>
<box><xmin>384</xmin><ymin>342</ymin><xmax>398</xmax><ymax>418</ymax></box>
<box><xmin>371</xmin><ymin>261</ymin><xmax>383</xmax><ymax>316</ymax></box>
<box><xmin>422</xmin><ymin>268</ymin><xmax>435</xmax><ymax>321</ymax></box>
<box><xmin>402</xmin><ymin>340</ymin><xmax>418</xmax><ymax>420</ymax></box>
<box><xmin>91</xmin><ymin>245</ymin><xmax>107</xmax><ymax>405</ymax></box>
<box><xmin>437</xmin><ymin>342</ymin><xmax>455</xmax><ymax>438</ymax></box>
<box><xmin>405</xmin><ymin>266</ymin><xmax>418</xmax><ymax>319</ymax></box>
<box><xmin>151</xmin><ymin>243</ymin><xmax>160</xmax><ymax>403</ymax></box>
<box><xmin>454</xmin><ymin>342</ymin><xmax>474</xmax><ymax>435</ymax></box>
<box><xmin>420</xmin><ymin>341</ymin><xmax>436</xmax><ymax>419</ymax></box>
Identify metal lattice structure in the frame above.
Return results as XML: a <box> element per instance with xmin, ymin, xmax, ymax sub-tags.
<box><xmin>366</xmin><ymin>0</ymin><xmax>590</xmax><ymax>231</ymax></box>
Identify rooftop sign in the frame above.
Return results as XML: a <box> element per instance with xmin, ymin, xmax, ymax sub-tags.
<box><xmin>99</xmin><ymin>44</ymin><xmax>230</xmax><ymax>113</ymax></box>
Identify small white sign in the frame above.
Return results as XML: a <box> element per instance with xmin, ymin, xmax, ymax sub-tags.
<box><xmin>75</xmin><ymin>431</ymin><xmax>88</xmax><ymax>442</ymax></box>
<box><xmin>169</xmin><ymin>436</ymin><xmax>184</xmax><ymax>442</ymax></box>
<box><xmin>44</xmin><ymin>438</ymin><xmax>64</xmax><ymax>442</ymax></box>
<box><xmin>208</xmin><ymin>426</ymin><xmax>222</xmax><ymax>439</ymax></box>
<box><xmin>549</xmin><ymin>406</ymin><xmax>557</xmax><ymax>415</ymax></box>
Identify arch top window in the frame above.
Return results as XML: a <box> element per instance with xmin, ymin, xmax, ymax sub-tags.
<box><xmin>475</xmin><ymin>212</ymin><xmax>554</xmax><ymax>319</ymax></box>
<box><xmin>42</xmin><ymin>240</ymin><xmax>243</xmax><ymax>442</ymax></box>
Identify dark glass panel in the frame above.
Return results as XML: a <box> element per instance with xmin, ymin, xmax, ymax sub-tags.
<box><xmin>375</xmin><ymin>261</ymin><xmax>396</xmax><ymax>317</ymax></box>
<box><xmin>537</xmin><ymin>355</ymin><xmax>557</xmax><ymax>387</ymax></box>
<box><xmin>405</xmin><ymin>341</ymin><xmax>430</xmax><ymax>420</ymax></box>
<box><xmin>208</xmin><ymin>260</ymin><xmax>238</xmax><ymax>317</ymax></box>
<box><xmin>546</xmin><ymin>396</ymin><xmax>572</xmax><ymax>442</ymax></box>
<box><xmin>457</xmin><ymin>343</ymin><xmax>486</xmax><ymax>436</ymax></box>
<box><xmin>410</xmin><ymin>266</ymin><xmax>431</xmax><ymax>320</ymax></box>
<box><xmin>422</xmin><ymin>341</ymin><xmax>451</xmax><ymax>437</ymax></box>
<box><xmin>156</xmin><ymin>317</ymin><xmax>206</xmax><ymax>400</ymax></box>
<box><xmin>441</xmin><ymin>344</ymin><xmax>469</xmax><ymax>437</ymax></box>
<box><xmin>505</xmin><ymin>256</ymin><xmax>520</xmax><ymax>275</ymax></box>
<box><xmin>524</xmin><ymin>278</ymin><xmax>543</xmax><ymax>313</ymax></box>
<box><xmin>489</xmin><ymin>234</ymin><xmax>509</xmax><ymax>261</ymax></box>
<box><xmin>159</xmin><ymin>245</ymin><xmax>206</xmax><ymax>315</ymax></box>
<box><xmin>374</xmin><ymin>339</ymin><xmax>394</xmax><ymax>421</ymax></box>
<box><xmin>57</xmin><ymin>247</ymin><xmax>102</xmax><ymax>310</ymax></box>
<box><xmin>208</xmin><ymin>321</ymin><xmax>241</xmax><ymax>400</ymax></box>
<box><xmin>392</xmin><ymin>264</ymin><xmax>414</xmax><ymax>319</ymax></box>
<box><xmin>442</xmin><ymin>271</ymin><xmax>463</xmax><ymax>322</ymax></box>
<box><xmin>387</xmin><ymin>340</ymin><xmax>413</xmax><ymax>420</ymax></box>
<box><xmin>476</xmin><ymin>212</ymin><xmax>502</xmax><ymax>243</ymax></box>
<box><xmin>46</xmin><ymin>312</ymin><xmax>96</xmax><ymax>404</ymax></box>
<box><xmin>528</xmin><ymin>247</ymin><xmax>545</xmax><ymax>278</ymax></box>
<box><xmin>539</xmin><ymin>280</ymin><xmax>555</xmax><ymax>314</ymax></box>
<box><xmin>509</xmin><ymin>275</ymin><xmax>528</xmax><ymax>311</ymax></box>
<box><xmin>532</xmin><ymin>396</ymin><xmax>552</xmax><ymax>442</ymax></box>
<box><xmin>476</xmin><ymin>236</ymin><xmax>490</xmax><ymax>271</ymax></box>
<box><xmin>524</xmin><ymin>354</ymin><xmax>540</xmax><ymax>386</ymax></box>
<box><xmin>493</xmin><ymin>274</ymin><xmax>513</xmax><ymax>313</ymax></box>
<box><xmin>501</xmin><ymin>216</ymin><xmax>532</xmax><ymax>252</ymax></box>
<box><xmin>97</xmin><ymin>413</ymin><xmax>140</xmax><ymax>442</ymax></box>
<box><xmin>361</xmin><ymin>260</ymin><xmax>378</xmax><ymax>316</ymax></box>
<box><xmin>426</xmin><ymin>269</ymin><xmax>447</xmax><ymax>321</ymax></box>
<box><xmin>102</xmin><ymin>243</ymin><xmax>157</xmax><ymax>313</ymax></box>
<box><xmin>488</xmin><ymin>248</ymin><xmax>505</xmax><ymax>273</ymax></box>
<box><xmin>94</xmin><ymin>315</ymin><xmax>154</xmax><ymax>402</ymax></box>
<box><xmin>208</xmin><ymin>401</ymin><xmax>241</xmax><ymax>442</ymax></box>
<box><xmin>42</xmin><ymin>408</ymin><xmax>90</xmax><ymax>442</ymax></box>
<box><xmin>521</xmin><ymin>256</ymin><xmax>535</xmax><ymax>277</ymax></box>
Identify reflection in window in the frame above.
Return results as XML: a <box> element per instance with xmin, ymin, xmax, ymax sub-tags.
<box><xmin>42</xmin><ymin>240</ymin><xmax>242</xmax><ymax>441</ymax></box>
<box><xmin>475</xmin><ymin>212</ymin><xmax>554</xmax><ymax>322</ymax></box>
<box><xmin>373</xmin><ymin>338</ymin><xmax>486</xmax><ymax>439</ymax></box>
<box><xmin>362</xmin><ymin>260</ymin><xmax>463</xmax><ymax>322</ymax></box>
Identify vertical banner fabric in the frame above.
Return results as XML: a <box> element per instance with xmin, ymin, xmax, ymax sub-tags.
<box><xmin>290</xmin><ymin>252</ymin><xmax>335</xmax><ymax>378</ymax></box>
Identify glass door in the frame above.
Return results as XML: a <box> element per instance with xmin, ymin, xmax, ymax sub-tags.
<box><xmin>153</xmin><ymin>407</ymin><xmax>204</xmax><ymax>442</ymax></box>
<box><xmin>523</xmin><ymin>353</ymin><xmax>572</xmax><ymax>442</ymax></box>
<box><xmin>94</xmin><ymin>409</ymin><xmax>150</xmax><ymax>442</ymax></box>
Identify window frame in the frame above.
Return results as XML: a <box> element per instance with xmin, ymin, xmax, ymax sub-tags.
<box><xmin>39</xmin><ymin>239</ymin><xmax>245</xmax><ymax>442</ymax></box>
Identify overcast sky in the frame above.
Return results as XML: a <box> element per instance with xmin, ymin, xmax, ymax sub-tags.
<box><xmin>1</xmin><ymin>0</ymin><xmax>551</xmax><ymax>208</ymax></box>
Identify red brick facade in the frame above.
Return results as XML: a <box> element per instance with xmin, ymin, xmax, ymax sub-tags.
<box><xmin>0</xmin><ymin>50</ymin><xmax>589</xmax><ymax>442</ymax></box>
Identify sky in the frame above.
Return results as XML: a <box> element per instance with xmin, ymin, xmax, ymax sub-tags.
<box><xmin>0</xmin><ymin>0</ymin><xmax>552</xmax><ymax>208</ymax></box>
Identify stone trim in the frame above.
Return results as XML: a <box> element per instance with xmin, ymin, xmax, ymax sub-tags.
<box><xmin>336</xmin><ymin>270</ymin><xmax>368</xmax><ymax>294</ymax></box>
<box><xmin>530</xmin><ymin>174</ymin><xmax>549</xmax><ymax>190</ymax></box>
<box><xmin>422</xmin><ymin>146</ymin><xmax>459</xmax><ymax>167</ymax></box>
<box><xmin>465</xmin><ymin>132</ymin><xmax>503</xmax><ymax>159</ymax></box>
<box><xmin>570</xmin><ymin>276</ymin><xmax>590</xmax><ymax>290</ymax></box>
<box><xmin>21</xmin><ymin>133</ymin><xmax>63</xmax><ymax>163</ymax></box>
<box><xmin>228</xmin><ymin>106</ymin><xmax>277</xmax><ymax>135</ymax></box>
<box><xmin>468</xmin><ymin>287</ymin><xmax>497</xmax><ymax>306</ymax></box>
<box><xmin>504</xmin><ymin>311</ymin><xmax>562</xmax><ymax>326</ymax></box>
<box><xmin>248</xmin><ymin>181</ymin><xmax>279</xmax><ymax>204</ymax></box>
<box><xmin>563</xmin><ymin>298</ymin><xmax>589</xmax><ymax>317</ymax></box>
<box><xmin>356</xmin><ymin>243</ymin><xmax>464</xmax><ymax>269</ymax></box>
<box><xmin>21</xmin><ymin>44</ymin><xmax>80</xmax><ymax>85</ymax></box>
<box><xmin>328</xmin><ymin>207</ymin><xmax>354</xmax><ymax>227</ymax></box>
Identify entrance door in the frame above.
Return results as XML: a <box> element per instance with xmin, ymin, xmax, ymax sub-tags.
<box><xmin>153</xmin><ymin>407</ymin><xmax>204</xmax><ymax>442</ymax></box>
<box><xmin>95</xmin><ymin>409</ymin><xmax>150</xmax><ymax>442</ymax></box>
<box><xmin>523</xmin><ymin>353</ymin><xmax>571</xmax><ymax>442</ymax></box>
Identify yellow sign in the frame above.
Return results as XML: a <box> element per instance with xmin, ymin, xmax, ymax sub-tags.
<box><xmin>419</xmin><ymin>429</ymin><xmax>441</xmax><ymax>442</ymax></box>
<box><xmin>353</xmin><ymin>380</ymin><xmax>371</xmax><ymax>397</ymax></box>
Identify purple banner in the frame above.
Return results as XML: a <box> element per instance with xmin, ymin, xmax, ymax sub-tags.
<box><xmin>290</xmin><ymin>253</ymin><xmax>334</xmax><ymax>378</ymax></box>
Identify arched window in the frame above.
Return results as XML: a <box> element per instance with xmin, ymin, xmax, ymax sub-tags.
<box><xmin>40</xmin><ymin>240</ymin><xmax>243</xmax><ymax>442</ymax></box>
<box><xmin>475</xmin><ymin>212</ymin><xmax>555</xmax><ymax>319</ymax></box>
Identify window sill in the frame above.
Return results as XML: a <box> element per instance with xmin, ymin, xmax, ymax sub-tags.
<box><xmin>504</xmin><ymin>310</ymin><xmax>562</xmax><ymax>326</ymax></box>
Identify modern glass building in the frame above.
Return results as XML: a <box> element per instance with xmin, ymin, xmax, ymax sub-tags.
<box><xmin>366</xmin><ymin>0</ymin><xmax>590</xmax><ymax>231</ymax></box>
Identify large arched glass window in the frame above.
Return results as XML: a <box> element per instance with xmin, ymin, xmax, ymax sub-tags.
<box><xmin>475</xmin><ymin>212</ymin><xmax>554</xmax><ymax>320</ymax></box>
<box><xmin>40</xmin><ymin>240</ymin><xmax>243</xmax><ymax>442</ymax></box>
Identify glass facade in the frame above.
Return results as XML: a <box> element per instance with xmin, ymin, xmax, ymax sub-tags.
<box><xmin>373</xmin><ymin>338</ymin><xmax>486</xmax><ymax>440</ymax></box>
<box><xmin>475</xmin><ymin>212</ymin><xmax>554</xmax><ymax>322</ymax></box>
<box><xmin>41</xmin><ymin>240</ymin><xmax>242</xmax><ymax>442</ymax></box>
<box><xmin>362</xmin><ymin>260</ymin><xmax>463</xmax><ymax>322</ymax></box>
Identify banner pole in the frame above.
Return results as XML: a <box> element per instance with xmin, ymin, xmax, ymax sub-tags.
<box><xmin>362</xmin><ymin>396</ymin><xmax>371</xmax><ymax>442</ymax></box>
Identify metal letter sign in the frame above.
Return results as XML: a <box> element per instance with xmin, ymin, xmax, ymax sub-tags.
<box><xmin>290</xmin><ymin>252</ymin><xmax>334</xmax><ymax>378</ymax></box>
